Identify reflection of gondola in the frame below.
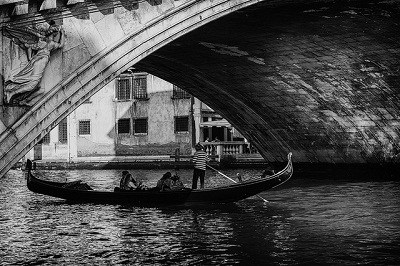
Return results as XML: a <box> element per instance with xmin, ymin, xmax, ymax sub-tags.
<box><xmin>26</xmin><ymin>153</ymin><xmax>293</xmax><ymax>206</ymax></box>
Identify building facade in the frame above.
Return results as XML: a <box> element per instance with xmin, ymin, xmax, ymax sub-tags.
<box><xmin>25</xmin><ymin>69</ymin><xmax>252</xmax><ymax>162</ymax></box>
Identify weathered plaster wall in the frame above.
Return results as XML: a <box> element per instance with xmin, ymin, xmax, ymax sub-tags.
<box><xmin>75</xmin><ymin>81</ymin><xmax>116</xmax><ymax>157</ymax></box>
<box><xmin>42</xmin><ymin>143</ymin><xmax>69</xmax><ymax>160</ymax></box>
<box><xmin>66</xmin><ymin>74</ymin><xmax>192</xmax><ymax>157</ymax></box>
<box><xmin>114</xmin><ymin>76</ymin><xmax>192</xmax><ymax>156</ymax></box>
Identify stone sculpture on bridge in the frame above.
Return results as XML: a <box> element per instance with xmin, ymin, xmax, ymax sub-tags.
<box><xmin>2</xmin><ymin>20</ymin><xmax>65</xmax><ymax>106</ymax></box>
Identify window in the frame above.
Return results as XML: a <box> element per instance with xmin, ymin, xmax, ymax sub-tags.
<box><xmin>172</xmin><ymin>85</ymin><xmax>191</xmax><ymax>99</ymax></box>
<box><xmin>79</xmin><ymin>120</ymin><xmax>91</xmax><ymax>135</ymax></box>
<box><xmin>118</xmin><ymin>118</ymin><xmax>130</xmax><ymax>134</ymax></box>
<box><xmin>58</xmin><ymin>118</ymin><xmax>68</xmax><ymax>143</ymax></box>
<box><xmin>175</xmin><ymin>116</ymin><xmax>189</xmax><ymax>132</ymax></box>
<box><xmin>40</xmin><ymin>133</ymin><xmax>50</xmax><ymax>144</ymax></box>
<box><xmin>116</xmin><ymin>78</ymin><xmax>131</xmax><ymax>100</ymax></box>
<box><xmin>134</xmin><ymin>118</ymin><xmax>148</xmax><ymax>134</ymax></box>
<box><xmin>133</xmin><ymin>75</ymin><xmax>147</xmax><ymax>99</ymax></box>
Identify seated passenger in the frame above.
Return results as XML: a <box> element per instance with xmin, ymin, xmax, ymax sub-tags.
<box><xmin>136</xmin><ymin>180</ymin><xmax>148</xmax><ymax>190</ymax></box>
<box><xmin>120</xmin><ymin>171</ymin><xmax>137</xmax><ymax>190</ymax></box>
<box><xmin>170</xmin><ymin>174</ymin><xmax>185</xmax><ymax>190</ymax></box>
<box><xmin>260</xmin><ymin>165</ymin><xmax>275</xmax><ymax>178</ymax></box>
<box><xmin>157</xmin><ymin>172</ymin><xmax>173</xmax><ymax>191</ymax></box>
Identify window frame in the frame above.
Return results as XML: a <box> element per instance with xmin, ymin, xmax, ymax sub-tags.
<box><xmin>133</xmin><ymin>118</ymin><xmax>148</xmax><ymax>135</ymax></box>
<box><xmin>174</xmin><ymin>116</ymin><xmax>189</xmax><ymax>133</ymax></box>
<box><xmin>133</xmin><ymin>75</ymin><xmax>148</xmax><ymax>100</ymax></box>
<box><xmin>40</xmin><ymin>133</ymin><xmax>50</xmax><ymax>144</ymax></box>
<box><xmin>118</xmin><ymin>118</ymin><xmax>131</xmax><ymax>134</ymax></box>
<box><xmin>78</xmin><ymin>120</ymin><xmax>91</xmax><ymax>136</ymax></box>
<box><xmin>172</xmin><ymin>85</ymin><xmax>191</xmax><ymax>99</ymax></box>
<box><xmin>58</xmin><ymin>118</ymin><xmax>68</xmax><ymax>144</ymax></box>
<box><xmin>116</xmin><ymin>76</ymin><xmax>132</xmax><ymax>101</ymax></box>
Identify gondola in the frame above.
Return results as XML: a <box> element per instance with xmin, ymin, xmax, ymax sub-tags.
<box><xmin>26</xmin><ymin>153</ymin><xmax>293</xmax><ymax>206</ymax></box>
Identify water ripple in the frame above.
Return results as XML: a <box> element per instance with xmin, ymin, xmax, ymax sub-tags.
<box><xmin>1</xmin><ymin>170</ymin><xmax>400</xmax><ymax>265</ymax></box>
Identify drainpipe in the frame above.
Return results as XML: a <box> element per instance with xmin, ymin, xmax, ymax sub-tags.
<box><xmin>192</xmin><ymin>97</ymin><xmax>201</xmax><ymax>147</ymax></box>
<box><xmin>67</xmin><ymin>115</ymin><xmax>71</xmax><ymax>163</ymax></box>
<box><xmin>190</xmin><ymin>96</ymin><xmax>195</xmax><ymax>148</ymax></box>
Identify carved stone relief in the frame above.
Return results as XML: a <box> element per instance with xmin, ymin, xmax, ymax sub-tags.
<box><xmin>2</xmin><ymin>20</ymin><xmax>65</xmax><ymax>106</ymax></box>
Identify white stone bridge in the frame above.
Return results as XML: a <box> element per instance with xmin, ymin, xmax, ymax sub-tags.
<box><xmin>1</xmin><ymin>0</ymin><xmax>400</xmax><ymax>178</ymax></box>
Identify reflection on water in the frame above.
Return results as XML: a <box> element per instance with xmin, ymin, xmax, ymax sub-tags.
<box><xmin>1</xmin><ymin>169</ymin><xmax>400</xmax><ymax>265</ymax></box>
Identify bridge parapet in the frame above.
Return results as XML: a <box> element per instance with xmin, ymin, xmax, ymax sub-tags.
<box><xmin>0</xmin><ymin>0</ymin><xmax>144</xmax><ymax>15</ymax></box>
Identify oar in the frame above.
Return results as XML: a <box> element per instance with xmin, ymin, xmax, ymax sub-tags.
<box><xmin>206</xmin><ymin>164</ymin><xmax>269</xmax><ymax>203</ymax></box>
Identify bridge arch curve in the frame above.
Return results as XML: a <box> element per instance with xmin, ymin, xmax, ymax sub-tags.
<box><xmin>1</xmin><ymin>0</ymin><xmax>400</xmax><ymax>178</ymax></box>
<box><xmin>0</xmin><ymin>0</ymin><xmax>261</xmax><ymax>177</ymax></box>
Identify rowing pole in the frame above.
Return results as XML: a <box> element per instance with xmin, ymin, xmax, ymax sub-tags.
<box><xmin>206</xmin><ymin>164</ymin><xmax>269</xmax><ymax>203</ymax></box>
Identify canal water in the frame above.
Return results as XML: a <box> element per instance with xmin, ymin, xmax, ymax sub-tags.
<box><xmin>1</xmin><ymin>168</ymin><xmax>399</xmax><ymax>265</ymax></box>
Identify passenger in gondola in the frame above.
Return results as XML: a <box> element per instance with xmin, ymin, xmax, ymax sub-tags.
<box><xmin>156</xmin><ymin>172</ymin><xmax>173</xmax><ymax>191</ymax></box>
<box><xmin>170</xmin><ymin>174</ymin><xmax>185</xmax><ymax>190</ymax></box>
<box><xmin>120</xmin><ymin>171</ymin><xmax>137</xmax><ymax>191</ymax></box>
<box><xmin>261</xmin><ymin>165</ymin><xmax>275</xmax><ymax>178</ymax></box>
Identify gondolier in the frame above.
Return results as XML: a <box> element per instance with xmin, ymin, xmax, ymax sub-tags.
<box><xmin>192</xmin><ymin>143</ymin><xmax>209</xmax><ymax>189</ymax></box>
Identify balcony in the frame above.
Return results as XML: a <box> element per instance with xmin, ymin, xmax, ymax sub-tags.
<box><xmin>200</xmin><ymin>141</ymin><xmax>262</xmax><ymax>162</ymax></box>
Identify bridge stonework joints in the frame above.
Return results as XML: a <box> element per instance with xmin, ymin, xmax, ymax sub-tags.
<box><xmin>134</xmin><ymin>0</ymin><xmax>400</xmax><ymax>163</ymax></box>
<box><xmin>1</xmin><ymin>0</ymin><xmax>400</xmax><ymax>178</ymax></box>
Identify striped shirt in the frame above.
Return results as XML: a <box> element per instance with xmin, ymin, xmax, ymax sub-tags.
<box><xmin>193</xmin><ymin>150</ymin><xmax>209</xmax><ymax>170</ymax></box>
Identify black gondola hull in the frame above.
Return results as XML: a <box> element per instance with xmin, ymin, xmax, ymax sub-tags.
<box><xmin>27</xmin><ymin>153</ymin><xmax>293</xmax><ymax>206</ymax></box>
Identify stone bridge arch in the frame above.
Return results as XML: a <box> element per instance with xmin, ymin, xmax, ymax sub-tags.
<box><xmin>1</xmin><ymin>0</ymin><xmax>400</xmax><ymax>178</ymax></box>
<box><xmin>0</xmin><ymin>0</ymin><xmax>261</xmax><ymax>177</ymax></box>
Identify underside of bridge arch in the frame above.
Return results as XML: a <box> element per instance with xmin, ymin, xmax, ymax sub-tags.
<box><xmin>135</xmin><ymin>0</ymin><xmax>400</xmax><ymax>165</ymax></box>
<box><xmin>1</xmin><ymin>0</ymin><xmax>400</xmax><ymax>178</ymax></box>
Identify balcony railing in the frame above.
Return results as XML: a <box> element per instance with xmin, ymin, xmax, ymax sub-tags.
<box><xmin>200</xmin><ymin>141</ymin><xmax>259</xmax><ymax>157</ymax></box>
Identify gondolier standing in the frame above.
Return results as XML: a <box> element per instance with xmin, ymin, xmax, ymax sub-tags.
<box><xmin>192</xmin><ymin>143</ymin><xmax>209</xmax><ymax>189</ymax></box>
